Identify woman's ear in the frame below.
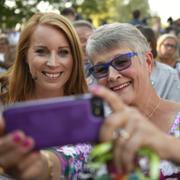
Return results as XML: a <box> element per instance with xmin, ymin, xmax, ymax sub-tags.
<box><xmin>145</xmin><ymin>51</ymin><xmax>154</xmax><ymax>74</ymax></box>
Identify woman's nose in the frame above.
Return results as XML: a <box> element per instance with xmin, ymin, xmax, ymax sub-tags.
<box><xmin>46</xmin><ymin>53</ymin><xmax>58</xmax><ymax>67</ymax></box>
<box><xmin>108</xmin><ymin>66</ymin><xmax>122</xmax><ymax>81</ymax></box>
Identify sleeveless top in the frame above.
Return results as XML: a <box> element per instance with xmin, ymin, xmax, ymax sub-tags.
<box><xmin>160</xmin><ymin>112</ymin><xmax>180</xmax><ymax>177</ymax></box>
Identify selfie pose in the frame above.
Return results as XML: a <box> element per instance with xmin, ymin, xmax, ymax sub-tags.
<box><xmin>0</xmin><ymin>12</ymin><xmax>91</xmax><ymax>179</ymax></box>
<box><xmin>86</xmin><ymin>23</ymin><xmax>180</xmax><ymax>178</ymax></box>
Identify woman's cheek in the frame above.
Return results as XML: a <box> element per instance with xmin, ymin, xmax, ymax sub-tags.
<box><xmin>120</xmin><ymin>68</ymin><xmax>134</xmax><ymax>78</ymax></box>
<box><xmin>97</xmin><ymin>78</ymin><xmax>108</xmax><ymax>86</ymax></box>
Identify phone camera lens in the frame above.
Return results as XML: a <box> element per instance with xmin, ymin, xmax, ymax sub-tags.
<box><xmin>91</xmin><ymin>96</ymin><xmax>104</xmax><ymax>117</ymax></box>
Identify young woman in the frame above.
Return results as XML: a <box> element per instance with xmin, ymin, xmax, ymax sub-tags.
<box><xmin>0</xmin><ymin>12</ymin><xmax>91</xmax><ymax>179</ymax></box>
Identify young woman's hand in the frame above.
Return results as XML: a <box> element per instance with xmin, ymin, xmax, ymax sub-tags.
<box><xmin>0</xmin><ymin>126</ymin><xmax>33</xmax><ymax>169</ymax></box>
<box><xmin>10</xmin><ymin>150</ymin><xmax>60</xmax><ymax>180</ymax></box>
<box><xmin>0</xmin><ymin>115</ymin><xmax>60</xmax><ymax>180</ymax></box>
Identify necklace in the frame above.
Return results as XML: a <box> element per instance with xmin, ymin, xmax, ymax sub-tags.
<box><xmin>147</xmin><ymin>98</ymin><xmax>161</xmax><ymax>119</ymax></box>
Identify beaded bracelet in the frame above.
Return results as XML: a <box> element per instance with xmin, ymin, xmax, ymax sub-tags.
<box><xmin>41</xmin><ymin>150</ymin><xmax>54</xmax><ymax>179</ymax></box>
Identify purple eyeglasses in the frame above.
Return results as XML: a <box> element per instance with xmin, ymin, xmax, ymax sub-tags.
<box><xmin>89</xmin><ymin>52</ymin><xmax>137</xmax><ymax>79</ymax></box>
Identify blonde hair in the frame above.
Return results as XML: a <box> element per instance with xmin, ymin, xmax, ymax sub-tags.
<box><xmin>0</xmin><ymin>12</ymin><xmax>88</xmax><ymax>104</ymax></box>
<box><xmin>157</xmin><ymin>33</ymin><xmax>179</xmax><ymax>60</ymax></box>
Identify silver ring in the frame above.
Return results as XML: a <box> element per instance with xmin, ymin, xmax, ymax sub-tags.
<box><xmin>113</xmin><ymin>128</ymin><xmax>130</xmax><ymax>140</ymax></box>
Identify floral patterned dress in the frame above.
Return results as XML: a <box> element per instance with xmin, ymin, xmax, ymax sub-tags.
<box><xmin>160</xmin><ymin>112</ymin><xmax>180</xmax><ymax>178</ymax></box>
<box><xmin>50</xmin><ymin>112</ymin><xmax>180</xmax><ymax>180</ymax></box>
<box><xmin>51</xmin><ymin>143</ymin><xmax>92</xmax><ymax>180</ymax></box>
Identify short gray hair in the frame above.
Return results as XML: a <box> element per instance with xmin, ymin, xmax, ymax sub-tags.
<box><xmin>86</xmin><ymin>23</ymin><xmax>150</xmax><ymax>61</ymax></box>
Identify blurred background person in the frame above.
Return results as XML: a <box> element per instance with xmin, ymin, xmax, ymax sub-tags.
<box><xmin>152</xmin><ymin>16</ymin><xmax>164</xmax><ymax>38</ymax></box>
<box><xmin>130</xmin><ymin>9</ymin><xmax>144</xmax><ymax>26</ymax></box>
<box><xmin>136</xmin><ymin>25</ymin><xmax>180</xmax><ymax>102</ymax></box>
<box><xmin>0</xmin><ymin>33</ymin><xmax>16</xmax><ymax>73</ymax></box>
<box><xmin>0</xmin><ymin>34</ymin><xmax>10</xmax><ymax>57</ymax></box>
<box><xmin>61</xmin><ymin>7</ymin><xmax>81</xmax><ymax>22</ymax></box>
<box><xmin>165</xmin><ymin>17</ymin><xmax>175</xmax><ymax>34</ymax></box>
<box><xmin>73</xmin><ymin>20</ymin><xmax>96</xmax><ymax>85</ymax></box>
<box><xmin>61</xmin><ymin>7</ymin><xmax>76</xmax><ymax>21</ymax></box>
<box><xmin>174</xmin><ymin>18</ymin><xmax>180</xmax><ymax>57</ymax></box>
<box><xmin>73</xmin><ymin>20</ymin><xmax>94</xmax><ymax>65</ymax></box>
<box><xmin>0</xmin><ymin>34</ymin><xmax>11</xmax><ymax>73</ymax></box>
<box><xmin>157</xmin><ymin>33</ymin><xmax>180</xmax><ymax>76</ymax></box>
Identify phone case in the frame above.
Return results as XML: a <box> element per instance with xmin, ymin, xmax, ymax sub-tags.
<box><xmin>3</xmin><ymin>94</ymin><xmax>104</xmax><ymax>149</ymax></box>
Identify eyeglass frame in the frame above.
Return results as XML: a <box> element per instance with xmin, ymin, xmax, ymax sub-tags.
<box><xmin>89</xmin><ymin>52</ymin><xmax>138</xmax><ymax>79</ymax></box>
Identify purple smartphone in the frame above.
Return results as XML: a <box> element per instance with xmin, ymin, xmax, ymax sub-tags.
<box><xmin>3</xmin><ymin>94</ymin><xmax>104</xmax><ymax>149</ymax></box>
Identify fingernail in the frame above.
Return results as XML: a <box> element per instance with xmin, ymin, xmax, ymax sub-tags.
<box><xmin>12</xmin><ymin>132</ymin><xmax>22</xmax><ymax>143</ymax></box>
<box><xmin>22</xmin><ymin>139</ymin><xmax>32</xmax><ymax>148</ymax></box>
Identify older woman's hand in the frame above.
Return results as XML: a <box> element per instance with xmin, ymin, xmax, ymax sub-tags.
<box><xmin>90</xmin><ymin>85</ymin><xmax>171</xmax><ymax>172</ymax></box>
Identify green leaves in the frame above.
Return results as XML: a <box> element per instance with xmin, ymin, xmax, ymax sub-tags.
<box><xmin>137</xmin><ymin>148</ymin><xmax>160</xmax><ymax>180</ymax></box>
<box><xmin>87</xmin><ymin>142</ymin><xmax>160</xmax><ymax>179</ymax></box>
<box><xmin>87</xmin><ymin>142</ymin><xmax>113</xmax><ymax>170</ymax></box>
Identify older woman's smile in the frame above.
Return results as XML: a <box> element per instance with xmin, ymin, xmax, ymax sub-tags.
<box><xmin>110</xmin><ymin>81</ymin><xmax>131</xmax><ymax>92</ymax></box>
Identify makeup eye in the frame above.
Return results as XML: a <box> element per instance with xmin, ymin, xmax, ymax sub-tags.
<box><xmin>58</xmin><ymin>49</ymin><xmax>70</xmax><ymax>57</ymax></box>
<box><xmin>35</xmin><ymin>48</ymin><xmax>47</xmax><ymax>56</ymax></box>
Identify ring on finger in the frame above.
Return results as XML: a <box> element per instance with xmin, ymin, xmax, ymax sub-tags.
<box><xmin>113</xmin><ymin>128</ymin><xmax>130</xmax><ymax>140</ymax></box>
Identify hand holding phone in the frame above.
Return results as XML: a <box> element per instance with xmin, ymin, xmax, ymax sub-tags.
<box><xmin>3</xmin><ymin>94</ymin><xmax>105</xmax><ymax>149</ymax></box>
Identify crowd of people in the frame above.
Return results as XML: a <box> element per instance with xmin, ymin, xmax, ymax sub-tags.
<box><xmin>0</xmin><ymin>7</ymin><xmax>179</xmax><ymax>180</ymax></box>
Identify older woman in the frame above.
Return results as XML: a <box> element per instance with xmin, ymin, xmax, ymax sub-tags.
<box><xmin>86</xmin><ymin>23</ymin><xmax>180</xmax><ymax>178</ymax></box>
<box><xmin>0</xmin><ymin>12</ymin><xmax>91</xmax><ymax>179</ymax></box>
<box><xmin>157</xmin><ymin>33</ymin><xmax>180</xmax><ymax>76</ymax></box>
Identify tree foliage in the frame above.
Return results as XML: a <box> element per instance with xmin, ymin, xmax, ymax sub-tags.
<box><xmin>115</xmin><ymin>0</ymin><xmax>150</xmax><ymax>23</ymax></box>
<box><xmin>0</xmin><ymin>0</ymin><xmax>150</xmax><ymax>31</ymax></box>
<box><xmin>77</xmin><ymin>0</ymin><xmax>150</xmax><ymax>25</ymax></box>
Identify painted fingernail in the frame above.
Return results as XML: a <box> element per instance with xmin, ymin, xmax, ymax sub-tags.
<box><xmin>22</xmin><ymin>139</ymin><xmax>32</xmax><ymax>148</ymax></box>
<box><xmin>12</xmin><ymin>132</ymin><xmax>22</xmax><ymax>143</ymax></box>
